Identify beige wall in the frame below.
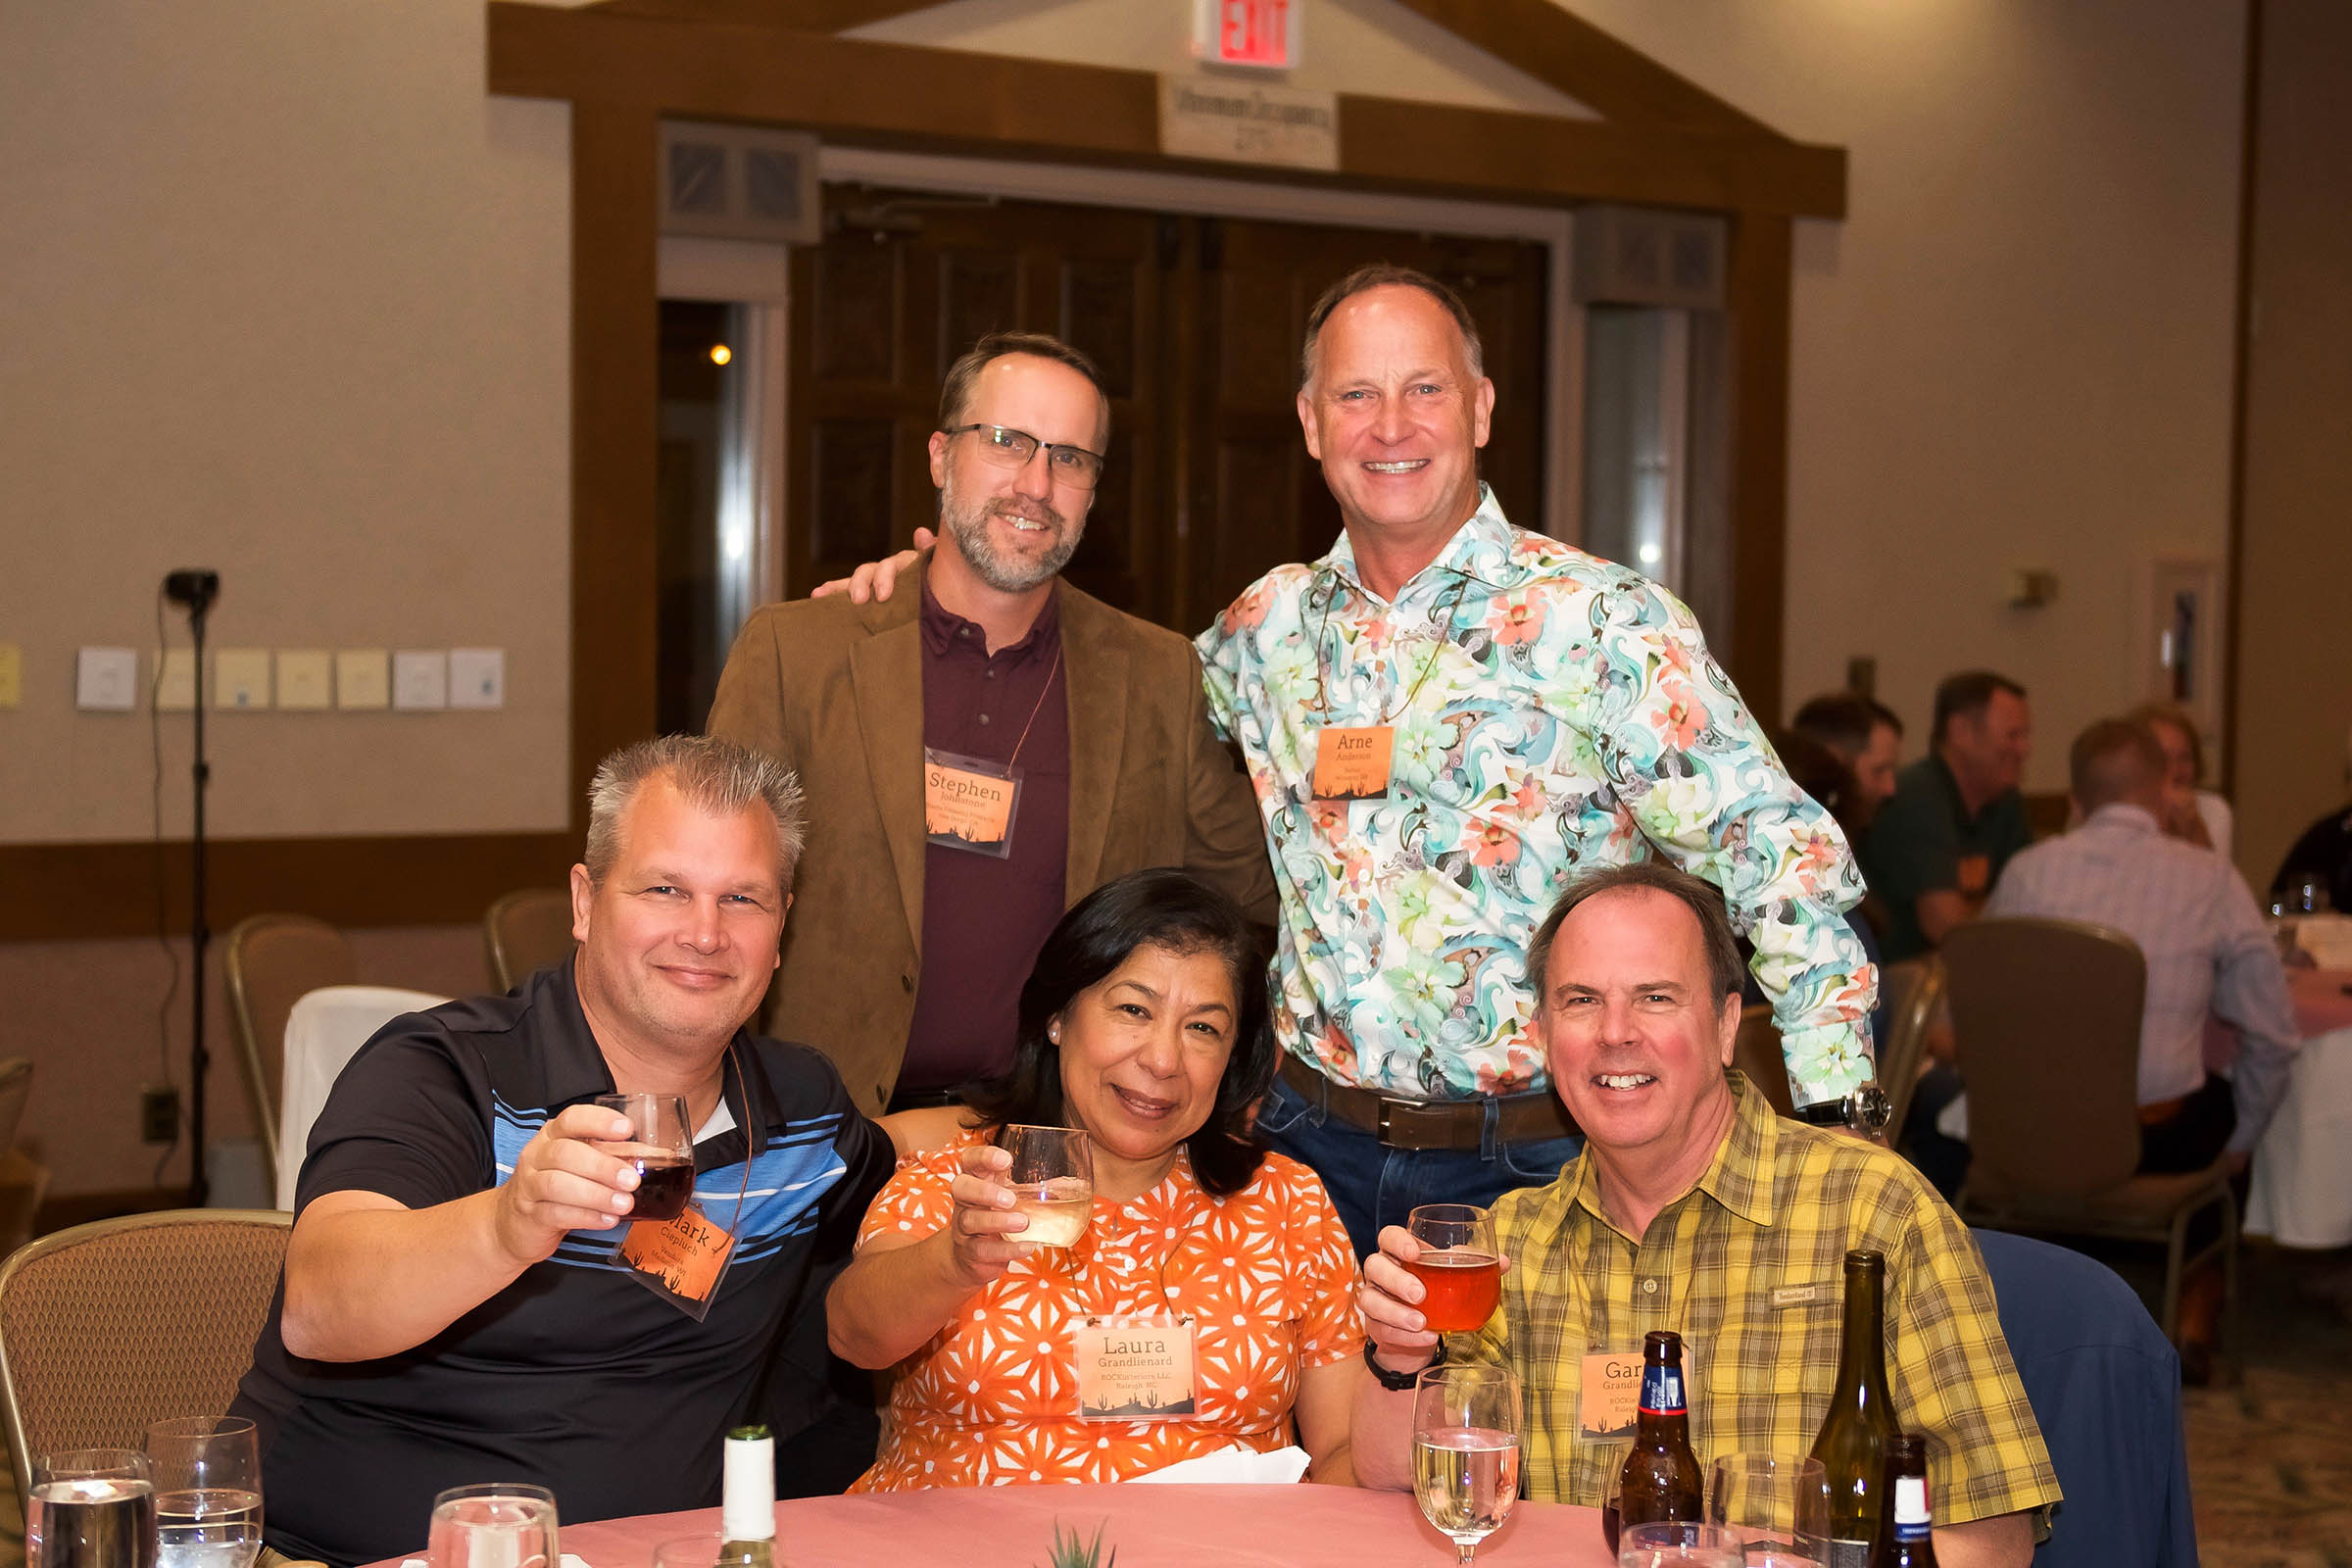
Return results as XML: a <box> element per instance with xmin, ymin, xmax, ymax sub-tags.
<box><xmin>0</xmin><ymin>0</ymin><xmax>579</xmax><ymax>845</ymax></box>
<box><xmin>2231</xmin><ymin>0</ymin><xmax>2352</xmax><ymax>891</ymax></box>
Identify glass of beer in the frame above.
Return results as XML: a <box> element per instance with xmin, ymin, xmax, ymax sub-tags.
<box><xmin>1406</xmin><ymin>1204</ymin><xmax>1502</xmax><ymax>1333</ymax></box>
<box><xmin>998</xmin><ymin>1124</ymin><xmax>1094</xmax><ymax>1249</ymax></box>
<box><xmin>144</xmin><ymin>1418</ymin><xmax>262</xmax><ymax>1568</ymax></box>
<box><xmin>1412</xmin><ymin>1363</ymin><xmax>1522</xmax><ymax>1564</ymax></box>
<box><xmin>29</xmin><ymin>1450</ymin><xmax>156</xmax><ymax>1568</ymax></box>
<box><xmin>596</xmin><ymin>1093</ymin><xmax>695</xmax><ymax>1222</ymax></box>
<box><xmin>1706</xmin><ymin>1453</ymin><xmax>1829</xmax><ymax>1566</ymax></box>
<box><xmin>426</xmin><ymin>1484</ymin><xmax>557</xmax><ymax>1568</ymax></box>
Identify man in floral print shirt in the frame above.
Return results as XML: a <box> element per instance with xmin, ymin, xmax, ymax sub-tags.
<box><xmin>1211</xmin><ymin>265</ymin><xmax>1877</xmax><ymax>1252</ymax></box>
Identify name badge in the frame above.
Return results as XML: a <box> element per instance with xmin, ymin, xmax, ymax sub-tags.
<box><xmin>616</xmin><ymin>1201</ymin><xmax>736</xmax><ymax>1322</ymax></box>
<box><xmin>924</xmin><ymin>747</ymin><xmax>1024</xmax><ymax>858</ymax></box>
<box><xmin>1072</xmin><ymin>1313</ymin><xmax>1198</xmax><ymax>1422</ymax></box>
<box><xmin>1771</xmin><ymin>1282</ymin><xmax>1835</xmax><ymax>1309</ymax></box>
<box><xmin>1311</xmin><ymin>726</ymin><xmax>1395</xmax><ymax>802</ymax></box>
<box><xmin>1577</xmin><ymin>1351</ymin><xmax>1642</xmax><ymax>1437</ymax></box>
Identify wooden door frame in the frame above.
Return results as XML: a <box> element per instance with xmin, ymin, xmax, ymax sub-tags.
<box><xmin>0</xmin><ymin>0</ymin><xmax>1843</xmax><ymax>941</ymax></box>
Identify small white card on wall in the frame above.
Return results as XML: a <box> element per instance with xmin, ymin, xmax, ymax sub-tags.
<box><xmin>336</xmin><ymin>650</ymin><xmax>390</xmax><ymax>710</ymax></box>
<box><xmin>449</xmin><ymin>647</ymin><xmax>506</xmax><ymax>710</ymax></box>
<box><xmin>392</xmin><ymin>650</ymin><xmax>448</xmax><ymax>710</ymax></box>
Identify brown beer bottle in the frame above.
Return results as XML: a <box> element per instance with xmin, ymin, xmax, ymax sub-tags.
<box><xmin>1868</xmin><ymin>1434</ymin><xmax>1938</xmax><ymax>1567</ymax></box>
<box><xmin>1811</xmin><ymin>1250</ymin><xmax>1900</xmax><ymax>1568</ymax></box>
<box><xmin>1613</xmin><ymin>1330</ymin><xmax>1704</xmax><ymax>1548</ymax></box>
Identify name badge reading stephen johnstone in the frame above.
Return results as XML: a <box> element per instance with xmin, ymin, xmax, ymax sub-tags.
<box><xmin>1310</xmin><ymin>726</ymin><xmax>1395</xmax><ymax>802</ymax></box>
<box><xmin>1073</xmin><ymin>1314</ymin><xmax>1198</xmax><ymax>1422</ymax></box>
<box><xmin>924</xmin><ymin>747</ymin><xmax>1024</xmax><ymax>858</ymax></box>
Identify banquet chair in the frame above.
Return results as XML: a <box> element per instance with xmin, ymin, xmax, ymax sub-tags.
<box><xmin>274</xmin><ymin>986</ymin><xmax>450</xmax><ymax>1210</ymax></box>
<box><xmin>0</xmin><ymin>1059</ymin><xmax>46</xmax><ymax>1260</ymax></box>
<box><xmin>1729</xmin><ymin>1009</ymin><xmax>1794</xmax><ymax>1115</ymax></box>
<box><xmin>0</xmin><ymin>1208</ymin><xmax>289</xmax><ymax>1506</ymax></box>
<box><xmin>485</xmin><ymin>887</ymin><xmax>576</xmax><ymax>992</ymax></box>
<box><xmin>1946</xmin><ymin>918</ymin><xmax>2239</xmax><ymax>1348</ymax></box>
<box><xmin>224</xmin><ymin>913</ymin><xmax>356</xmax><ymax>1200</ymax></box>
<box><xmin>1876</xmin><ymin>956</ymin><xmax>1946</xmax><ymax>1138</ymax></box>
<box><xmin>1974</xmin><ymin>1229</ymin><xmax>2196</xmax><ymax>1568</ymax></box>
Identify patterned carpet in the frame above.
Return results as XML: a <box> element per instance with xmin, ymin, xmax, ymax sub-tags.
<box><xmin>0</xmin><ymin>1243</ymin><xmax>2346</xmax><ymax>1566</ymax></box>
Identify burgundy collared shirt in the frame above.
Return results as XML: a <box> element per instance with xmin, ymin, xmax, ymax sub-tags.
<box><xmin>898</xmin><ymin>585</ymin><xmax>1072</xmax><ymax>1092</ymax></box>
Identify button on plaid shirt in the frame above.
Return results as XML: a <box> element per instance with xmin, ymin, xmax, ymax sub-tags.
<box><xmin>1456</xmin><ymin>1072</ymin><xmax>2059</xmax><ymax>1527</ymax></box>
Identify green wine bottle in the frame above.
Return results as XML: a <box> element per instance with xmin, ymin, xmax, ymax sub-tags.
<box><xmin>718</xmin><ymin>1424</ymin><xmax>777</xmax><ymax>1568</ymax></box>
<box><xmin>1810</xmin><ymin>1250</ymin><xmax>1899</xmax><ymax>1568</ymax></box>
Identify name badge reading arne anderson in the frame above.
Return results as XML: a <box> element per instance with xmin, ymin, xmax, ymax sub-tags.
<box><xmin>1310</xmin><ymin>726</ymin><xmax>1395</xmax><ymax>802</ymax></box>
<box><xmin>1073</xmin><ymin>1314</ymin><xmax>1198</xmax><ymax>1422</ymax></box>
<box><xmin>924</xmin><ymin>747</ymin><xmax>1024</xmax><ymax>858</ymax></box>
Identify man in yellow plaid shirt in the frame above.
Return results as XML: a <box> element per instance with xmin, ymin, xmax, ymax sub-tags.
<box><xmin>1351</xmin><ymin>861</ymin><xmax>2059</xmax><ymax>1567</ymax></box>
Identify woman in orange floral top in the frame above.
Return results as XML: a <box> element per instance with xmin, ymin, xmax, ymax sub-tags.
<box><xmin>827</xmin><ymin>869</ymin><xmax>1367</xmax><ymax>1489</ymax></box>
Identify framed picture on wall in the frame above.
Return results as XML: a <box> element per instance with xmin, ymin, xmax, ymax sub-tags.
<box><xmin>2139</xmin><ymin>555</ymin><xmax>2225</xmax><ymax>765</ymax></box>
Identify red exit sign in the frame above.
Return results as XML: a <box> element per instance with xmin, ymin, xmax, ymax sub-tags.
<box><xmin>1199</xmin><ymin>0</ymin><xmax>1298</xmax><ymax>71</ymax></box>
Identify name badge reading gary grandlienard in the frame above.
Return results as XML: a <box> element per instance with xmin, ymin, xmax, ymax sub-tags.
<box><xmin>1072</xmin><ymin>1313</ymin><xmax>1198</xmax><ymax>1422</ymax></box>
<box><xmin>1311</xmin><ymin>726</ymin><xmax>1395</xmax><ymax>802</ymax></box>
<box><xmin>924</xmin><ymin>747</ymin><xmax>1024</xmax><ymax>858</ymax></box>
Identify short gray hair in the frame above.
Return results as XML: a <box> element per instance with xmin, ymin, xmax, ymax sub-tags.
<box><xmin>1298</xmin><ymin>263</ymin><xmax>1487</xmax><ymax>392</ymax></box>
<box><xmin>583</xmin><ymin>735</ymin><xmax>807</xmax><ymax>889</ymax></box>
<box><xmin>1525</xmin><ymin>861</ymin><xmax>1744</xmax><ymax>1017</ymax></box>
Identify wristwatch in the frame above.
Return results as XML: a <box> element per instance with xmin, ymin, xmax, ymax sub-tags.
<box><xmin>1364</xmin><ymin>1338</ymin><xmax>1439</xmax><ymax>1392</ymax></box>
<box><xmin>1793</xmin><ymin>1082</ymin><xmax>1892</xmax><ymax>1135</ymax></box>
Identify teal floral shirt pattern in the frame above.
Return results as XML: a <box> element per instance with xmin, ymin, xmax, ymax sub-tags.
<box><xmin>1196</xmin><ymin>489</ymin><xmax>1876</xmax><ymax>1107</ymax></box>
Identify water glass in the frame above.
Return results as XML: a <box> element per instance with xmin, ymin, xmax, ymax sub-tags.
<box><xmin>426</xmin><ymin>1484</ymin><xmax>558</xmax><ymax>1568</ymax></box>
<box><xmin>144</xmin><ymin>1418</ymin><xmax>262</xmax><ymax>1568</ymax></box>
<box><xmin>998</xmin><ymin>1124</ymin><xmax>1095</xmax><ymax>1249</ymax></box>
<box><xmin>1405</xmin><ymin>1204</ymin><xmax>1503</xmax><ymax>1332</ymax></box>
<box><xmin>1412</xmin><ymin>1363</ymin><xmax>1522</xmax><ymax>1564</ymax></box>
<box><xmin>1620</xmin><ymin>1520</ymin><xmax>1744</xmax><ymax>1568</ymax></box>
<box><xmin>1707</xmin><ymin>1453</ymin><xmax>1829</xmax><ymax>1565</ymax></box>
<box><xmin>28</xmin><ymin>1450</ymin><xmax>156</xmax><ymax>1568</ymax></box>
<box><xmin>595</xmin><ymin>1092</ymin><xmax>695</xmax><ymax>1222</ymax></box>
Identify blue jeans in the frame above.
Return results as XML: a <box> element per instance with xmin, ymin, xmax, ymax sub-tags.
<box><xmin>1255</xmin><ymin>1071</ymin><xmax>1585</xmax><ymax>1259</ymax></box>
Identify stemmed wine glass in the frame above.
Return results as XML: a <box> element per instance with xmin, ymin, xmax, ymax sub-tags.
<box><xmin>28</xmin><ymin>1449</ymin><xmax>155</xmax><ymax>1568</ymax></box>
<box><xmin>998</xmin><ymin>1124</ymin><xmax>1095</xmax><ymax>1250</ymax></box>
<box><xmin>1707</xmin><ymin>1453</ymin><xmax>1830</xmax><ymax>1566</ymax></box>
<box><xmin>1405</xmin><ymin>1204</ymin><xmax>1502</xmax><ymax>1333</ymax></box>
<box><xmin>426</xmin><ymin>1484</ymin><xmax>558</xmax><ymax>1568</ymax></box>
<box><xmin>1412</xmin><ymin>1363</ymin><xmax>1522</xmax><ymax>1564</ymax></box>
<box><xmin>595</xmin><ymin>1093</ymin><xmax>695</xmax><ymax>1222</ymax></box>
<box><xmin>144</xmin><ymin>1418</ymin><xmax>262</xmax><ymax>1568</ymax></box>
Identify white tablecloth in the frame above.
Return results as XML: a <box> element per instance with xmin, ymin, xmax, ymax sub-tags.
<box><xmin>274</xmin><ymin>984</ymin><xmax>449</xmax><ymax>1210</ymax></box>
<box><xmin>2246</xmin><ymin>1023</ymin><xmax>2352</xmax><ymax>1249</ymax></box>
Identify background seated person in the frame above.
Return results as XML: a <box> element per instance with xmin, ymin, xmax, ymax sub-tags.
<box><xmin>231</xmin><ymin>736</ymin><xmax>892</xmax><ymax>1567</ymax></box>
<box><xmin>827</xmin><ymin>868</ymin><xmax>1366</xmax><ymax>1489</ymax></box>
<box><xmin>2129</xmin><ymin>700</ymin><xmax>2232</xmax><ymax>858</ymax></box>
<box><xmin>1865</xmin><ymin>670</ymin><xmax>2033</xmax><ymax>961</ymax></box>
<box><xmin>2271</xmin><ymin>722</ymin><xmax>2352</xmax><ymax>915</ymax></box>
<box><xmin>1351</xmin><ymin>862</ymin><xmax>2058</xmax><ymax>1568</ymax></box>
<box><xmin>1790</xmin><ymin>690</ymin><xmax>1906</xmax><ymax>813</ymax></box>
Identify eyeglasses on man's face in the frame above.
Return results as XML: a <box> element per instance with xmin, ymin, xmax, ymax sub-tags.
<box><xmin>941</xmin><ymin>423</ymin><xmax>1106</xmax><ymax>490</ymax></box>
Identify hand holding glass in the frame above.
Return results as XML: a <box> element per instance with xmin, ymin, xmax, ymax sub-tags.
<box><xmin>596</xmin><ymin>1093</ymin><xmax>695</xmax><ymax>1221</ymax></box>
<box><xmin>1707</xmin><ymin>1453</ymin><xmax>1829</xmax><ymax>1566</ymax></box>
<box><xmin>144</xmin><ymin>1418</ymin><xmax>262</xmax><ymax>1568</ymax></box>
<box><xmin>1412</xmin><ymin>1363</ymin><xmax>1522</xmax><ymax>1564</ymax></box>
<box><xmin>28</xmin><ymin>1450</ymin><xmax>156</xmax><ymax>1568</ymax></box>
<box><xmin>426</xmin><ymin>1484</ymin><xmax>557</xmax><ymax>1568</ymax></box>
<box><xmin>998</xmin><ymin>1124</ymin><xmax>1094</xmax><ymax>1248</ymax></box>
<box><xmin>1405</xmin><ymin>1204</ymin><xmax>1502</xmax><ymax>1332</ymax></box>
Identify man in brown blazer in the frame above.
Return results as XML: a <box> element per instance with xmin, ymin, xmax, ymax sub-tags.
<box><xmin>708</xmin><ymin>331</ymin><xmax>1275</xmax><ymax>1115</ymax></box>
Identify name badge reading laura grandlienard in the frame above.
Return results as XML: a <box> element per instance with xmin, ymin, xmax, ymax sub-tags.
<box><xmin>616</xmin><ymin>1200</ymin><xmax>737</xmax><ymax>1322</ymax></box>
<box><xmin>1310</xmin><ymin>726</ymin><xmax>1396</xmax><ymax>802</ymax></box>
<box><xmin>1072</xmin><ymin>1314</ymin><xmax>1198</xmax><ymax>1422</ymax></box>
<box><xmin>923</xmin><ymin>747</ymin><xmax>1024</xmax><ymax>858</ymax></box>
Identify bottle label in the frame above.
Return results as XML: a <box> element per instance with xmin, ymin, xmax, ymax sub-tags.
<box><xmin>1828</xmin><ymin>1540</ymin><xmax>1870</xmax><ymax>1568</ymax></box>
<box><xmin>1638</xmin><ymin>1361</ymin><xmax>1685</xmax><ymax>1415</ymax></box>
<box><xmin>1893</xmin><ymin>1475</ymin><xmax>1931</xmax><ymax>1540</ymax></box>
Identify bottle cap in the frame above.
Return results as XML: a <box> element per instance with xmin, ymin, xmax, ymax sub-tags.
<box><xmin>722</xmin><ymin>1427</ymin><xmax>776</xmax><ymax>1543</ymax></box>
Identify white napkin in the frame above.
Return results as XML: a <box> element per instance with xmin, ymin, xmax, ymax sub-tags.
<box><xmin>2293</xmin><ymin>914</ymin><xmax>2352</xmax><ymax>969</ymax></box>
<box><xmin>1128</xmin><ymin>1444</ymin><xmax>1312</xmax><ymax>1485</ymax></box>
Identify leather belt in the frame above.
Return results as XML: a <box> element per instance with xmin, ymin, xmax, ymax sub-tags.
<box><xmin>1278</xmin><ymin>1054</ymin><xmax>1579</xmax><ymax>1152</ymax></box>
<box><xmin>2137</xmin><ymin>1094</ymin><xmax>2189</xmax><ymax>1127</ymax></box>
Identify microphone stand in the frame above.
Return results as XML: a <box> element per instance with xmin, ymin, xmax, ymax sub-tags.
<box><xmin>166</xmin><ymin>569</ymin><xmax>220</xmax><ymax>1205</ymax></box>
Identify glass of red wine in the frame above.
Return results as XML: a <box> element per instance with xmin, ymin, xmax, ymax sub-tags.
<box><xmin>1405</xmin><ymin>1203</ymin><xmax>1503</xmax><ymax>1333</ymax></box>
<box><xmin>596</xmin><ymin>1093</ymin><xmax>695</xmax><ymax>1222</ymax></box>
<box><xmin>28</xmin><ymin>1449</ymin><xmax>156</xmax><ymax>1568</ymax></box>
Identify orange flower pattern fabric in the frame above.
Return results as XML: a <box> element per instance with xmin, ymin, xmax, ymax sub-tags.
<box><xmin>852</xmin><ymin>1129</ymin><xmax>1363</xmax><ymax>1491</ymax></box>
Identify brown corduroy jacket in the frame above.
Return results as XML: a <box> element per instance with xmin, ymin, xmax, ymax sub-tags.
<box><xmin>706</xmin><ymin>556</ymin><xmax>1277</xmax><ymax>1115</ymax></box>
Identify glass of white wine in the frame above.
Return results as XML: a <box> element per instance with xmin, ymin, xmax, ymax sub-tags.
<box><xmin>143</xmin><ymin>1419</ymin><xmax>260</xmax><ymax>1568</ymax></box>
<box><xmin>998</xmin><ymin>1124</ymin><xmax>1094</xmax><ymax>1250</ymax></box>
<box><xmin>1412</xmin><ymin>1363</ymin><xmax>1522</xmax><ymax>1565</ymax></box>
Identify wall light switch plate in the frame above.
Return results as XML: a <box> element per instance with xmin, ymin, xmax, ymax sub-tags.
<box><xmin>276</xmin><ymin>649</ymin><xmax>332</xmax><ymax>710</ymax></box>
<box><xmin>0</xmin><ymin>643</ymin><xmax>21</xmax><ymax>709</ymax></box>
<box><xmin>336</xmin><ymin>649</ymin><xmax>390</xmax><ymax>710</ymax></box>
<box><xmin>448</xmin><ymin>647</ymin><xmax>506</xmax><ymax>710</ymax></box>
<box><xmin>392</xmin><ymin>650</ymin><xmax>449</xmax><ymax>710</ymax></box>
<box><xmin>75</xmin><ymin>647</ymin><xmax>138</xmax><ymax>710</ymax></box>
<box><xmin>155</xmin><ymin>648</ymin><xmax>197</xmax><ymax>710</ymax></box>
<box><xmin>214</xmin><ymin>648</ymin><xmax>272</xmax><ymax>710</ymax></box>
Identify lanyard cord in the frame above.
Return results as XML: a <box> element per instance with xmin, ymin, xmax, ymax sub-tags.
<box><xmin>1004</xmin><ymin>645</ymin><xmax>1064</xmax><ymax>770</ymax></box>
<box><xmin>714</xmin><ymin>1041</ymin><xmax>754</xmax><ymax>1224</ymax></box>
<box><xmin>1311</xmin><ymin>572</ymin><xmax>1476</xmax><ymax>723</ymax></box>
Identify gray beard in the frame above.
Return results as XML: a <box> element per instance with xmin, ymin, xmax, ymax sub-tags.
<box><xmin>938</xmin><ymin>477</ymin><xmax>1084</xmax><ymax>594</ymax></box>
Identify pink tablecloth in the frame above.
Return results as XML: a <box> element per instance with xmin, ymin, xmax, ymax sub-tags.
<box><xmin>550</xmin><ymin>1486</ymin><xmax>1611</xmax><ymax>1568</ymax></box>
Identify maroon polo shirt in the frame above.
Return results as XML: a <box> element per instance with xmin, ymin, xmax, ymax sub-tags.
<box><xmin>898</xmin><ymin>584</ymin><xmax>1072</xmax><ymax>1091</ymax></box>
